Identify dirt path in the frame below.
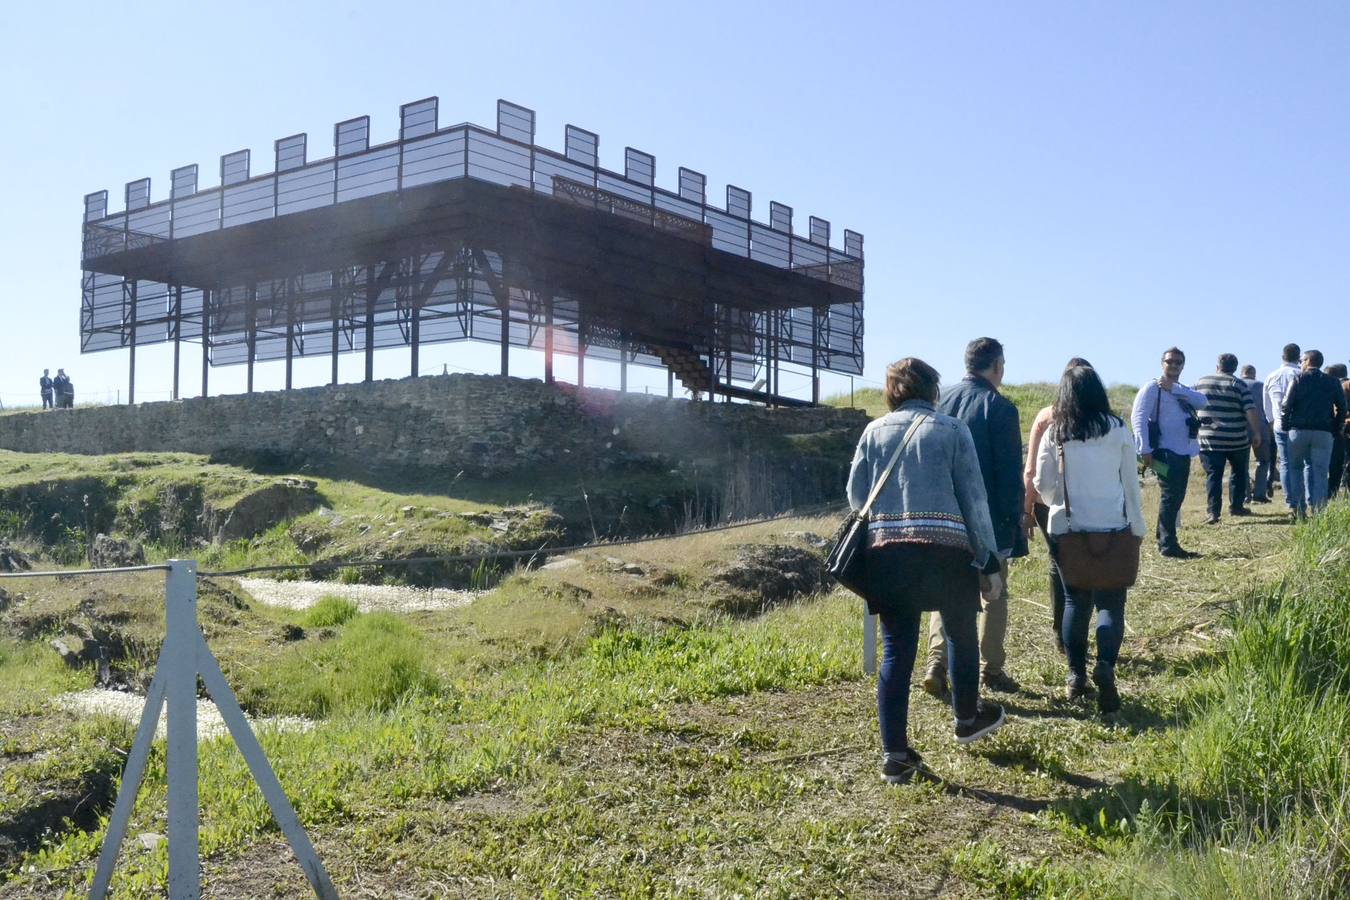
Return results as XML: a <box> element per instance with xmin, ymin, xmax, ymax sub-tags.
<box><xmin>236</xmin><ymin>577</ymin><xmax>479</xmax><ymax>613</ymax></box>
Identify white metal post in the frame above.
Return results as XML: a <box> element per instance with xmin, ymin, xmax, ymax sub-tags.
<box><xmin>164</xmin><ymin>559</ymin><xmax>200</xmax><ymax>899</ymax></box>
<box><xmin>87</xmin><ymin>560</ymin><xmax>335</xmax><ymax>898</ymax></box>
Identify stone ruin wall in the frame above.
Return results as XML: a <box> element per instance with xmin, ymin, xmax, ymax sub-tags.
<box><xmin>0</xmin><ymin>375</ymin><xmax>869</xmax><ymax>476</ymax></box>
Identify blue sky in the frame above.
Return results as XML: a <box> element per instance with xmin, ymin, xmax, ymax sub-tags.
<box><xmin>2</xmin><ymin>1</ymin><xmax>1346</xmax><ymax>408</ymax></box>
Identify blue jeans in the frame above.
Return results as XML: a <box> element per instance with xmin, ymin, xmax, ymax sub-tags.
<box><xmin>878</xmin><ymin>602</ymin><xmax>979</xmax><ymax>752</ymax></box>
<box><xmin>1060</xmin><ymin>583</ymin><xmax>1127</xmax><ymax>681</ymax></box>
<box><xmin>1275</xmin><ymin>431</ymin><xmax>1294</xmax><ymax>509</ymax></box>
<box><xmin>1288</xmin><ymin>430</ymin><xmax>1335</xmax><ymax>513</ymax></box>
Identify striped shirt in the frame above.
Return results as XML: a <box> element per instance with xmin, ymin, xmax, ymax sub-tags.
<box><xmin>1194</xmin><ymin>373</ymin><xmax>1254</xmax><ymax>451</ymax></box>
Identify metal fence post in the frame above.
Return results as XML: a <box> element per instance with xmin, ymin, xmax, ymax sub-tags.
<box><xmin>164</xmin><ymin>559</ymin><xmax>200</xmax><ymax>898</ymax></box>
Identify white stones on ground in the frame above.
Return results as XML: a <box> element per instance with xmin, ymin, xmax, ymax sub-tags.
<box><xmin>237</xmin><ymin>578</ymin><xmax>478</xmax><ymax>613</ymax></box>
<box><xmin>55</xmin><ymin>689</ymin><xmax>311</xmax><ymax>741</ymax></box>
<box><xmin>540</xmin><ymin>557</ymin><xmax>581</xmax><ymax>572</ymax></box>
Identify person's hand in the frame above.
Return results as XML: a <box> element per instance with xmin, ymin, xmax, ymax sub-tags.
<box><xmin>1251</xmin><ymin>433</ymin><xmax>1262</xmax><ymax>452</ymax></box>
<box><xmin>980</xmin><ymin>572</ymin><xmax>1003</xmax><ymax>599</ymax></box>
<box><xmin>1141</xmin><ymin>453</ymin><xmax>1154</xmax><ymax>469</ymax></box>
<box><xmin>1022</xmin><ymin>511</ymin><xmax>1036</xmax><ymax>540</ymax></box>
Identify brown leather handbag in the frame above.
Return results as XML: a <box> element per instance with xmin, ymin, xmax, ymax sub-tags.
<box><xmin>1052</xmin><ymin>443</ymin><xmax>1142</xmax><ymax>590</ymax></box>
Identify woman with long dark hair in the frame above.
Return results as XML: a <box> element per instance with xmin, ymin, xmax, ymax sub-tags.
<box><xmin>847</xmin><ymin>357</ymin><xmax>1006</xmax><ymax>784</ymax></box>
<box><xmin>1033</xmin><ymin>365</ymin><xmax>1145</xmax><ymax>714</ymax></box>
<box><xmin>1022</xmin><ymin>357</ymin><xmax>1093</xmax><ymax>654</ymax></box>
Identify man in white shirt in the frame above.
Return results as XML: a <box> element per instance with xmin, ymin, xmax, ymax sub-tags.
<box><xmin>1263</xmin><ymin>343</ymin><xmax>1303</xmax><ymax>512</ymax></box>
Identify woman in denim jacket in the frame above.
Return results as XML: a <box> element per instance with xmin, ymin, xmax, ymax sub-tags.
<box><xmin>847</xmin><ymin>358</ymin><xmax>1007</xmax><ymax>784</ymax></box>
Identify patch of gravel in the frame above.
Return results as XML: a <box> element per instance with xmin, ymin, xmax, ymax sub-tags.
<box><xmin>237</xmin><ymin>577</ymin><xmax>478</xmax><ymax>613</ymax></box>
<box><xmin>55</xmin><ymin>689</ymin><xmax>311</xmax><ymax>741</ymax></box>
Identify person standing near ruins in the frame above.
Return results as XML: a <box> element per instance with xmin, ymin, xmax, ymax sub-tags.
<box><xmin>1326</xmin><ymin>363</ymin><xmax>1348</xmax><ymax>499</ymax></box>
<box><xmin>1194</xmin><ymin>354</ymin><xmax>1263</xmax><ymax>523</ymax></box>
<box><xmin>1131</xmin><ymin>348</ymin><xmax>1207</xmax><ymax>558</ymax></box>
<box><xmin>1240</xmin><ymin>364</ymin><xmax>1274</xmax><ymax>503</ymax></box>
<box><xmin>39</xmin><ymin>369</ymin><xmax>53</xmax><ymax>410</ymax></box>
<box><xmin>1280</xmin><ymin>350</ymin><xmax>1347</xmax><ymax>517</ymax></box>
<box><xmin>1023</xmin><ymin>357</ymin><xmax>1094</xmax><ymax>655</ymax></box>
<box><xmin>925</xmin><ymin>337</ymin><xmax>1026</xmax><ymax>696</ymax></box>
<box><xmin>847</xmin><ymin>357</ymin><xmax>1006</xmax><ymax>785</ymax></box>
<box><xmin>52</xmin><ymin>369</ymin><xmax>73</xmax><ymax>409</ymax></box>
<box><xmin>1263</xmin><ymin>343</ymin><xmax>1303</xmax><ymax>511</ymax></box>
<box><xmin>1034</xmin><ymin>365</ymin><xmax>1146</xmax><ymax>714</ymax></box>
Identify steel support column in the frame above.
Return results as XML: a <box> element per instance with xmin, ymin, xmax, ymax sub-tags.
<box><xmin>201</xmin><ymin>289</ymin><xmax>210</xmax><ymax>399</ymax></box>
<box><xmin>364</xmin><ymin>268</ymin><xmax>375</xmax><ymax>383</ymax></box>
<box><xmin>246</xmin><ymin>283</ymin><xmax>257</xmax><ymax>394</ymax></box>
<box><xmin>127</xmin><ymin>280</ymin><xmax>137</xmax><ymax>406</ymax></box>
<box><xmin>171</xmin><ymin>285</ymin><xmax>182</xmax><ymax>401</ymax></box>
<box><xmin>330</xmin><ymin>271</ymin><xmax>341</xmax><ymax>386</ymax></box>
<box><xmin>410</xmin><ymin>303</ymin><xmax>420</xmax><ymax>378</ymax></box>
<box><xmin>284</xmin><ymin>281</ymin><xmax>294</xmax><ymax>391</ymax></box>
<box><xmin>543</xmin><ymin>295</ymin><xmax>554</xmax><ymax>384</ymax></box>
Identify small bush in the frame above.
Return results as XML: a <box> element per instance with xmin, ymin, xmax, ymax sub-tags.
<box><xmin>302</xmin><ymin>596</ymin><xmax>359</xmax><ymax>628</ymax></box>
<box><xmin>242</xmin><ymin>612</ymin><xmax>442</xmax><ymax>718</ymax></box>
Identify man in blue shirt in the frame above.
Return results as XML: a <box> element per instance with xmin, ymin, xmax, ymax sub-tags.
<box><xmin>1131</xmin><ymin>348</ymin><xmax>1208</xmax><ymax>559</ymax></box>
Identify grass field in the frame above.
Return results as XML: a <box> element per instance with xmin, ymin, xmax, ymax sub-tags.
<box><xmin>0</xmin><ymin>420</ymin><xmax>1343</xmax><ymax>896</ymax></box>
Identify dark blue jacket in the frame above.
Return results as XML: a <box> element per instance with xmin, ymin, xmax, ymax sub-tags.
<box><xmin>938</xmin><ymin>375</ymin><xmax>1028</xmax><ymax>558</ymax></box>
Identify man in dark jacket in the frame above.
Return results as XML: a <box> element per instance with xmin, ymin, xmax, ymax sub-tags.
<box><xmin>39</xmin><ymin>370</ymin><xmax>53</xmax><ymax>410</ymax></box>
<box><xmin>1281</xmin><ymin>350</ymin><xmax>1347</xmax><ymax>516</ymax></box>
<box><xmin>924</xmin><ymin>337</ymin><xmax>1026</xmax><ymax>695</ymax></box>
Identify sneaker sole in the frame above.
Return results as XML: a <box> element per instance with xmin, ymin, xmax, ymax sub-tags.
<box><xmin>955</xmin><ymin>709</ymin><xmax>1006</xmax><ymax>745</ymax></box>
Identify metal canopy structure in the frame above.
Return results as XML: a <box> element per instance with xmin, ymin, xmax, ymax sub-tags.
<box><xmin>80</xmin><ymin>99</ymin><xmax>864</xmax><ymax>405</ymax></box>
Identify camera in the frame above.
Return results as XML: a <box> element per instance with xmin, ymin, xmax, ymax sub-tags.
<box><xmin>1185</xmin><ymin>415</ymin><xmax>1201</xmax><ymax>440</ymax></box>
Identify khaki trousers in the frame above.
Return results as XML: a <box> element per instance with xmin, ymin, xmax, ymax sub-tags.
<box><xmin>927</xmin><ymin>556</ymin><xmax>1009</xmax><ymax>676</ymax></box>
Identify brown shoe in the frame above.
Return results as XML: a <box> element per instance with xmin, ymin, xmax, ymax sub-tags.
<box><xmin>921</xmin><ymin>668</ymin><xmax>949</xmax><ymax>698</ymax></box>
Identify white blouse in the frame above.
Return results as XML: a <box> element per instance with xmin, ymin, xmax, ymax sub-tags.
<box><xmin>1033</xmin><ymin>421</ymin><xmax>1146</xmax><ymax>537</ymax></box>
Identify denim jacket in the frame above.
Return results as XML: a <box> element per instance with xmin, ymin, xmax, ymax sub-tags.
<box><xmin>847</xmin><ymin>400</ymin><xmax>1000</xmax><ymax>573</ymax></box>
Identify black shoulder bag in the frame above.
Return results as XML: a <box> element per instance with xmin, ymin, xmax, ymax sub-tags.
<box><xmin>826</xmin><ymin>415</ymin><xmax>928</xmax><ymax>597</ymax></box>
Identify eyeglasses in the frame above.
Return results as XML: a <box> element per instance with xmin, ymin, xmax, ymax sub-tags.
<box><xmin>1162</xmin><ymin>359</ymin><xmax>1184</xmax><ymax>367</ymax></box>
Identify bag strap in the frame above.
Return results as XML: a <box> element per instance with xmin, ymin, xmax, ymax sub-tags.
<box><xmin>859</xmin><ymin>414</ymin><xmax>929</xmax><ymax>517</ymax></box>
<box><xmin>1056</xmin><ymin>440</ymin><xmax>1073</xmax><ymax>525</ymax></box>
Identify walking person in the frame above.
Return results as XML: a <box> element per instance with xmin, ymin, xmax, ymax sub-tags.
<box><xmin>1131</xmin><ymin>348</ymin><xmax>1207</xmax><ymax>559</ymax></box>
<box><xmin>39</xmin><ymin>369</ymin><xmax>53</xmax><ymax>410</ymax></box>
<box><xmin>1280</xmin><ymin>350</ymin><xmax>1347</xmax><ymax>518</ymax></box>
<box><xmin>1034</xmin><ymin>365</ymin><xmax>1145</xmax><ymax>715</ymax></box>
<box><xmin>1024</xmin><ymin>357</ymin><xmax>1093</xmax><ymax>654</ymax></box>
<box><xmin>1326</xmin><ymin>363</ymin><xmax>1348</xmax><ymax>499</ymax></box>
<box><xmin>924</xmin><ymin>338</ymin><xmax>1026</xmax><ymax>697</ymax></box>
<box><xmin>1240</xmin><ymin>364</ymin><xmax>1274</xmax><ymax>503</ymax></box>
<box><xmin>847</xmin><ymin>357</ymin><xmax>1007</xmax><ymax>784</ymax></box>
<box><xmin>1194</xmin><ymin>354</ymin><xmax>1263</xmax><ymax>523</ymax></box>
<box><xmin>1263</xmin><ymin>344</ymin><xmax>1303</xmax><ymax>512</ymax></box>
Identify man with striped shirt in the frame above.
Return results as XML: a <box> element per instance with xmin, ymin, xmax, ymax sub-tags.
<box><xmin>1195</xmin><ymin>353</ymin><xmax>1263</xmax><ymax>524</ymax></box>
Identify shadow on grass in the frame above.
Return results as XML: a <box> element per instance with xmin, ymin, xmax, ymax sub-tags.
<box><xmin>1120</xmin><ymin>648</ymin><xmax>1223</xmax><ymax>680</ymax></box>
<box><xmin>916</xmin><ymin>771</ymin><xmax>1054</xmax><ymax>814</ymax></box>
